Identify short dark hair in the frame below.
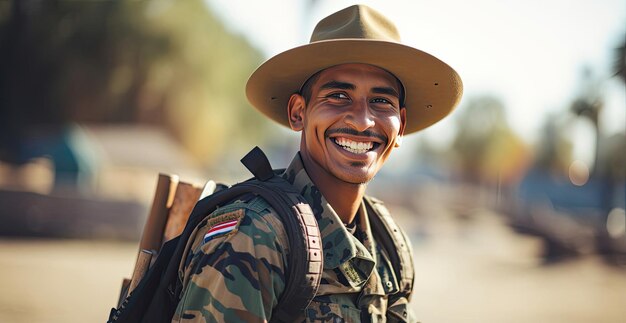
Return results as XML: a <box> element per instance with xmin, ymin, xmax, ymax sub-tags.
<box><xmin>299</xmin><ymin>71</ymin><xmax>323</xmax><ymax>105</ymax></box>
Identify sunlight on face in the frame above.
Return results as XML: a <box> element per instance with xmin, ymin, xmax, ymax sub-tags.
<box><xmin>292</xmin><ymin>63</ymin><xmax>406</xmax><ymax>184</ymax></box>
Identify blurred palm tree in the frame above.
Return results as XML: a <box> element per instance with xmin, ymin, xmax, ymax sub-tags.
<box><xmin>569</xmin><ymin>67</ymin><xmax>603</xmax><ymax>172</ymax></box>
<box><xmin>614</xmin><ymin>34</ymin><xmax>626</xmax><ymax>83</ymax></box>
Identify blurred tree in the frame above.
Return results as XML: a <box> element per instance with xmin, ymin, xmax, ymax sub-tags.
<box><xmin>607</xmin><ymin>34</ymin><xmax>625</xmax><ymax>181</ymax></box>
<box><xmin>534</xmin><ymin>114</ymin><xmax>574</xmax><ymax>174</ymax></box>
<box><xmin>142</xmin><ymin>0</ymin><xmax>272</xmax><ymax>163</ymax></box>
<box><xmin>0</xmin><ymin>0</ymin><xmax>269</xmax><ymax>166</ymax></box>
<box><xmin>602</xmin><ymin>33</ymin><xmax>625</xmax><ymax>181</ymax></box>
<box><xmin>614</xmin><ymin>34</ymin><xmax>625</xmax><ymax>83</ymax></box>
<box><xmin>569</xmin><ymin>67</ymin><xmax>603</xmax><ymax>172</ymax></box>
<box><xmin>451</xmin><ymin>96</ymin><xmax>528</xmax><ymax>185</ymax></box>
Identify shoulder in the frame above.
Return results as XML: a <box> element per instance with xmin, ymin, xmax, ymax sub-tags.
<box><xmin>178</xmin><ymin>194</ymin><xmax>290</xmax><ymax>285</ymax></box>
<box><xmin>183</xmin><ymin>195</ymin><xmax>289</xmax><ymax>265</ymax></box>
<box><xmin>174</xmin><ymin>196</ymin><xmax>291</xmax><ymax>322</ymax></box>
<box><xmin>207</xmin><ymin>195</ymin><xmax>286</xmax><ymax>231</ymax></box>
<box><xmin>364</xmin><ymin>195</ymin><xmax>394</xmax><ymax>218</ymax></box>
<box><xmin>365</xmin><ymin>195</ymin><xmax>416</xmax><ymax>300</ymax></box>
<box><xmin>364</xmin><ymin>195</ymin><xmax>409</xmax><ymax>244</ymax></box>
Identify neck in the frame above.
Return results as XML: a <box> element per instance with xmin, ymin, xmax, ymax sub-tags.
<box><xmin>300</xmin><ymin>152</ymin><xmax>366</xmax><ymax>225</ymax></box>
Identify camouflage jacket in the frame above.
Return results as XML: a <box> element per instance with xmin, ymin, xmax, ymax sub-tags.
<box><xmin>172</xmin><ymin>153</ymin><xmax>415</xmax><ymax>322</ymax></box>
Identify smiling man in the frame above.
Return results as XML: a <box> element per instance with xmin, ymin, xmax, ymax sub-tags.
<box><xmin>173</xmin><ymin>4</ymin><xmax>462</xmax><ymax>323</ymax></box>
<box><xmin>287</xmin><ymin>63</ymin><xmax>406</xmax><ymax>225</ymax></box>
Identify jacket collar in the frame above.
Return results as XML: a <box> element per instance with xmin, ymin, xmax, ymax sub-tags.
<box><xmin>281</xmin><ymin>153</ymin><xmax>376</xmax><ymax>271</ymax></box>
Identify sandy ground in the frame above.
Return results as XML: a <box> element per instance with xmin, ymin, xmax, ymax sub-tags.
<box><xmin>0</xmin><ymin>208</ymin><xmax>624</xmax><ymax>323</ymax></box>
<box><xmin>395</xmin><ymin>207</ymin><xmax>626</xmax><ymax>323</ymax></box>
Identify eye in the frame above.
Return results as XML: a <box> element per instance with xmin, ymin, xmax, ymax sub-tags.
<box><xmin>326</xmin><ymin>92</ymin><xmax>349</xmax><ymax>100</ymax></box>
<box><xmin>371</xmin><ymin>97</ymin><xmax>397</xmax><ymax>108</ymax></box>
<box><xmin>371</xmin><ymin>97</ymin><xmax>391</xmax><ymax>104</ymax></box>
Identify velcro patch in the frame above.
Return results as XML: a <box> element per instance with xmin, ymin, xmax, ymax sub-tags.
<box><xmin>203</xmin><ymin>209</ymin><xmax>244</xmax><ymax>244</ymax></box>
<box><xmin>339</xmin><ymin>261</ymin><xmax>368</xmax><ymax>288</ymax></box>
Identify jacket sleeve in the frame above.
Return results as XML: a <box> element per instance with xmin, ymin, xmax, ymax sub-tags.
<box><xmin>172</xmin><ymin>200</ymin><xmax>288</xmax><ymax>323</ymax></box>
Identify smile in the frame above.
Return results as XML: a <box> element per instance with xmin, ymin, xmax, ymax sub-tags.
<box><xmin>333</xmin><ymin>137</ymin><xmax>378</xmax><ymax>154</ymax></box>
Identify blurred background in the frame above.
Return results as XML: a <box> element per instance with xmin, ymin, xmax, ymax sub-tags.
<box><xmin>0</xmin><ymin>0</ymin><xmax>624</xmax><ymax>322</ymax></box>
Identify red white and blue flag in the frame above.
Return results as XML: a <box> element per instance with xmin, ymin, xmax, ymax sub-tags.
<box><xmin>203</xmin><ymin>220</ymin><xmax>239</xmax><ymax>243</ymax></box>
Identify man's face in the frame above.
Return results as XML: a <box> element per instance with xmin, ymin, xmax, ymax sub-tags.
<box><xmin>288</xmin><ymin>63</ymin><xmax>406</xmax><ymax>184</ymax></box>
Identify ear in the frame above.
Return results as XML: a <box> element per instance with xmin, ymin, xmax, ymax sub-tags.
<box><xmin>395</xmin><ymin>107</ymin><xmax>407</xmax><ymax>148</ymax></box>
<box><xmin>287</xmin><ymin>93</ymin><xmax>306</xmax><ymax>131</ymax></box>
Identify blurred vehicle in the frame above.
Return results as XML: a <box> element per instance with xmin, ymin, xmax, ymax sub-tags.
<box><xmin>510</xmin><ymin>131</ymin><xmax>626</xmax><ymax>262</ymax></box>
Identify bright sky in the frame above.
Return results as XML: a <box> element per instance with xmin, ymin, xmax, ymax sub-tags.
<box><xmin>205</xmin><ymin>0</ymin><xmax>625</xmax><ymax>158</ymax></box>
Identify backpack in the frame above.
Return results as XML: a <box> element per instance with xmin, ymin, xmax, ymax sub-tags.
<box><xmin>108</xmin><ymin>146</ymin><xmax>413</xmax><ymax>322</ymax></box>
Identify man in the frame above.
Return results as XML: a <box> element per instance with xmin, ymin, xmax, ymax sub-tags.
<box><xmin>172</xmin><ymin>4</ymin><xmax>462</xmax><ymax>322</ymax></box>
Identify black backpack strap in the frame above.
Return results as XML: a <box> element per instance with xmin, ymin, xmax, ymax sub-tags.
<box><xmin>240</xmin><ymin>146</ymin><xmax>323</xmax><ymax>322</ymax></box>
<box><xmin>364</xmin><ymin>196</ymin><xmax>415</xmax><ymax>300</ymax></box>
<box><xmin>248</xmin><ymin>178</ymin><xmax>322</xmax><ymax>322</ymax></box>
<box><xmin>241</xmin><ymin>146</ymin><xmax>275</xmax><ymax>181</ymax></box>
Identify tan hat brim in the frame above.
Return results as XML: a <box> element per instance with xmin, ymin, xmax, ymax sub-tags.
<box><xmin>246</xmin><ymin>39</ymin><xmax>463</xmax><ymax>134</ymax></box>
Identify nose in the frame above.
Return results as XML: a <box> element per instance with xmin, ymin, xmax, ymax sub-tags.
<box><xmin>344</xmin><ymin>99</ymin><xmax>375</xmax><ymax>132</ymax></box>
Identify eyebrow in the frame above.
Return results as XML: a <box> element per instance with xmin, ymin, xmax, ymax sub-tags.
<box><xmin>319</xmin><ymin>80</ymin><xmax>400</xmax><ymax>99</ymax></box>
<box><xmin>319</xmin><ymin>80</ymin><xmax>355</xmax><ymax>91</ymax></box>
<box><xmin>372</xmin><ymin>86</ymin><xmax>400</xmax><ymax>98</ymax></box>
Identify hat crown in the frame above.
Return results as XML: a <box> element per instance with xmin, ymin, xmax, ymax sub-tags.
<box><xmin>310</xmin><ymin>5</ymin><xmax>401</xmax><ymax>43</ymax></box>
<box><xmin>246</xmin><ymin>4</ymin><xmax>463</xmax><ymax>135</ymax></box>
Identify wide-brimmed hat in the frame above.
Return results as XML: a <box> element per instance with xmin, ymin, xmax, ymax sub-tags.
<box><xmin>246</xmin><ymin>4</ymin><xmax>463</xmax><ymax>134</ymax></box>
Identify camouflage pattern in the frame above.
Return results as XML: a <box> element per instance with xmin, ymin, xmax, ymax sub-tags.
<box><xmin>173</xmin><ymin>153</ymin><xmax>415</xmax><ymax>322</ymax></box>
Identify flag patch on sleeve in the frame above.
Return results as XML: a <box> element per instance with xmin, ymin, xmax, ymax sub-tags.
<box><xmin>203</xmin><ymin>209</ymin><xmax>244</xmax><ymax>244</ymax></box>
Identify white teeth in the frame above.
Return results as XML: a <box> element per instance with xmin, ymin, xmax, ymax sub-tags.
<box><xmin>334</xmin><ymin>138</ymin><xmax>374</xmax><ymax>154</ymax></box>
